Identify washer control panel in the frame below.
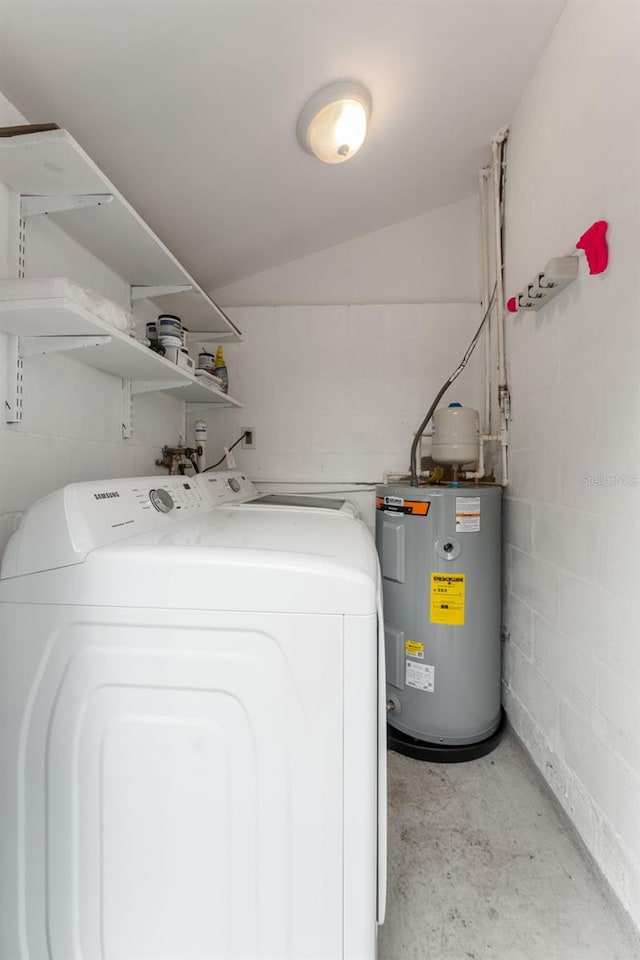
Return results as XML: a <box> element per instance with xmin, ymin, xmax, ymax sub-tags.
<box><xmin>1</xmin><ymin>472</ymin><xmax>256</xmax><ymax>579</ymax></box>
<box><xmin>129</xmin><ymin>479</ymin><xmax>208</xmax><ymax>518</ymax></box>
<box><xmin>197</xmin><ymin>470</ymin><xmax>258</xmax><ymax>505</ymax></box>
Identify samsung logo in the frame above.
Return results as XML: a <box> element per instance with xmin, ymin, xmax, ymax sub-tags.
<box><xmin>93</xmin><ymin>491</ymin><xmax>120</xmax><ymax>500</ymax></box>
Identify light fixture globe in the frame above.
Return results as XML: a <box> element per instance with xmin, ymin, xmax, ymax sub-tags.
<box><xmin>297</xmin><ymin>80</ymin><xmax>372</xmax><ymax>164</ymax></box>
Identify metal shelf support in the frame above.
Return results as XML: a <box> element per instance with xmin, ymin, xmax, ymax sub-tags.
<box><xmin>122</xmin><ymin>379</ymin><xmax>133</xmax><ymax>439</ymax></box>
<box><xmin>3</xmin><ymin>333</ymin><xmax>112</xmax><ymax>423</ymax></box>
<box><xmin>3</xmin><ymin>334</ymin><xmax>24</xmax><ymax>423</ymax></box>
<box><xmin>130</xmin><ymin>284</ymin><xmax>193</xmax><ymax>301</ymax></box>
<box><xmin>20</xmin><ymin>194</ymin><xmax>114</xmax><ymax>218</ymax></box>
<box><xmin>19</xmin><ymin>335</ymin><xmax>112</xmax><ymax>357</ymax></box>
<box><xmin>131</xmin><ymin>379</ymin><xmax>187</xmax><ymax>395</ymax></box>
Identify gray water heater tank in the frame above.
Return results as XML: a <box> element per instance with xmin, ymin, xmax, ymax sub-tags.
<box><xmin>375</xmin><ymin>482</ymin><xmax>503</xmax><ymax>762</ymax></box>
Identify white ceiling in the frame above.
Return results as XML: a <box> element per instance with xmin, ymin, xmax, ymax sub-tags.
<box><xmin>0</xmin><ymin>0</ymin><xmax>565</xmax><ymax>289</ymax></box>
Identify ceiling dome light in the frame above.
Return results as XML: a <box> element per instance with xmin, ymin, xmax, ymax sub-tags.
<box><xmin>296</xmin><ymin>80</ymin><xmax>372</xmax><ymax>164</ymax></box>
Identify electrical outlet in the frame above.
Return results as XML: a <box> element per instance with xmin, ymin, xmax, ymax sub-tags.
<box><xmin>241</xmin><ymin>426</ymin><xmax>256</xmax><ymax>449</ymax></box>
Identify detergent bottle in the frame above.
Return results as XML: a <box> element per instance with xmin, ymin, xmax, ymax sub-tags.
<box><xmin>213</xmin><ymin>345</ymin><xmax>229</xmax><ymax>393</ymax></box>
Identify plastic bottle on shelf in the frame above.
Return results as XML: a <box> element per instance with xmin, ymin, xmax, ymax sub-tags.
<box><xmin>213</xmin><ymin>345</ymin><xmax>228</xmax><ymax>393</ymax></box>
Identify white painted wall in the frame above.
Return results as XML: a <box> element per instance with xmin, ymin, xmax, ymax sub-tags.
<box><xmin>212</xmin><ymin>195</ymin><xmax>480</xmax><ymax>306</ymax></box>
<box><xmin>0</xmin><ymin>94</ymin><xmax>185</xmax><ymax>558</ymax></box>
<box><xmin>197</xmin><ymin>193</ymin><xmax>484</xmax><ymax>530</ymax></box>
<box><xmin>194</xmin><ymin>303</ymin><xmax>482</xmax><ymax>530</ymax></box>
<box><xmin>501</xmin><ymin>0</ymin><xmax>640</xmax><ymax>928</ymax></box>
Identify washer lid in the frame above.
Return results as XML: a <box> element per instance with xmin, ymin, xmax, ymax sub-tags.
<box><xmin>1</xmin><ymin>506</ymin><xmax>379</xmax><ymax>615</ymax></box>
<box><xmin>249</xmin><ymin>494</ymin><xmax>346</xmax><ymax>510</ymax></box>
<box><xmin>232</xmin><ymin>494</ymin><xmax>359</xmax><ymax>518</ymax></box>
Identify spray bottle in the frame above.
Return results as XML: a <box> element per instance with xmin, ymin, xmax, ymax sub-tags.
<box><xmin>214</xmin><ymin>345</ymin><xmax>228</xmax><ymax>394</ymax></box>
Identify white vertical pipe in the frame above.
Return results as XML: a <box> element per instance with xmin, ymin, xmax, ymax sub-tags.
<box><xmin>194</xmin><ymin>419</ymin><xmax>207</xmax><ymax>471</ymax></box>
<box><xmin>473</xmin><ymin>435</ymin><xmax>485</xmax><ymax>481</ymax></box>
<box><xmin>490</xmin><ymin>131</ymin><xmax>510</xmax><ymax>489</ymax></box>
<box><xmin>491</xmin><ymin>136</ymin><xmax>507</xmax><ymax>390</ymax></box>
<box><xmin>501</xmin><ymin>438</ymin><xmax>509</xmax><ymax>488</ymax></box>
<box><xmin>478</xmin><ymin>168</ymin><xmax>491</xmax><ymax>434</ymax></box>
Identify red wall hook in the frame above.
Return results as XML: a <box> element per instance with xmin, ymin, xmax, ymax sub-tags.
<box><xmin>576</xmin><ymin>220</ymin><xmax>609</xmax><ymax>275</ymax></box>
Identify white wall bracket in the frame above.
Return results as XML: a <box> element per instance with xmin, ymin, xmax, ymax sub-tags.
<box><xmin>122</xmin><ymin>379</ymin><xmax>133</xmax><ymax>439</ymax></box>
<box><xmin>3</xmin><ymin>334</ymin><xmax>24</xmax><ymax>423</ymax></box>
<box><xmin>186</xmin><ymin>402</ymin><xmax>220</xmax><ymax>412</ymax></box>
<box><xmin>185</xmin><ymin>331</ymin><xmax>236</xmax><ymax>344</ymax></box>
<box><xmin>130</xmin><ymin>284</ymin><xmax>193</xmax><ymax>301</ymax></box>
<box><xmin>19</xmin><ymin>335</ymin><xmax>111</xmax><ymax>357</ymax></box>
<box><xmin>197</xmin><ymin>332</ymin><xmax>237</xmax><ymax>342</ymax></box>
<box><xmin>20</xmin><ymin>194</ymin><xmax>114</xmax><ymax>218</ymax></box>
<box><xmin>3</xmin><ymin>333</ymin><xmax>112</xmax><ymax>423</ymax></box>
<box><xmin>131</xmin><ymin>379</ymin><xmax>186</xmax><ymax>395</ymax></box>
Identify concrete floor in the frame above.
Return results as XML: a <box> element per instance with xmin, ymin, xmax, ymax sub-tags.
<box><xmin>379</xmin><ymin>727</ymin><xmax>639</xmax><ymax>960</ymax></box>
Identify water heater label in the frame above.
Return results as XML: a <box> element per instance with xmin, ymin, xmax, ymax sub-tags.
<box><xmin>405</xmin><ymin>640</ymin><xmax>424</xmax><ymax>659</ymax></box>
<box><xmin>406</xmin><ymin>660</ymin><xmax>435</xmax><ymax>692</ymax></box>
<box><xmin>376</xmin><ymin>496</ymin><xmax>430</xmax><ymax>516</ymax></box>
<box><xmin>455</xmin><ymin>496</ymin><xmax>481</xmax><ymax>532</ymax></box>
<box><xmin>430</xmin><ymin>573</ymin><xmax>466</xmax><ymax>625</ymax></box>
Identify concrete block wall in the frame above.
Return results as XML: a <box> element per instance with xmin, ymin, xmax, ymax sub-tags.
<box><xmin>194</xmin><ymin>303</ymin><xmax>483</xmax><ymax>531</ymax></box>
<box><xmin>501</xmin><ymin>0</ymin><xmax>640</xmax><ymax>928</ymax></box>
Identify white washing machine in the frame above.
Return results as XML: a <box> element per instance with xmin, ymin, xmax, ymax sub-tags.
<box><xmin>0</xmin><ymin>471</ymin><xmax>386</xmax><ymax>960</ymax></box>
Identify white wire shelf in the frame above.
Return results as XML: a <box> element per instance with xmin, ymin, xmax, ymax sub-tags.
<box><xmin>0</xmin><ymin>295</ymin><xmax>242</xmax><ymax>408</ymax></box>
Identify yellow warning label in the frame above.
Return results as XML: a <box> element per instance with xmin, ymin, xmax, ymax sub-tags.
<box><xmin>430</xmin><ymin>572</ymin><xmax>466</xmax><ymax>626</ymax></box>
<box><xmin>405</xmin><ymin>640</ymin><xmax>424</xmax><ymax>659</ymax></box>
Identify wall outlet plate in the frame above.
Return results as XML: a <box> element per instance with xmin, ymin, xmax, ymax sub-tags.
<box><xmin>241</xmin><ymin>426</ymin><xmax>256</xmax><ymax>449</ymax></box>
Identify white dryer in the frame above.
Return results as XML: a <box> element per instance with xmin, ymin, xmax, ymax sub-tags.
<box><xmin>0</xmin><ymin>472</ymin><xmax>386</xmax><ymax>960</ymax></box>
<box><xmin>196</xmin><ymin>468</ymin><xmax>361</xmax><ymax>517</ymax></box>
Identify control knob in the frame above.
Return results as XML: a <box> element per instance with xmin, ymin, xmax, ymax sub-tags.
<box><xmin>149</xmin><ymin>488</ymin><xmax>174</xmax><ymax>513</ymax></box>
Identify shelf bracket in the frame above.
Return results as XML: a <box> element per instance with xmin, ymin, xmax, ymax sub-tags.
<box><xmin>19</xmin><ymin>335</ymin><xmax>112</xmax><ymax>358</ymax></box>
<box><xmin>20</xmin><ymin>194</ymin><xmax>114</xmax><ymax>218</ymax></box>
<box><xmin>185</xmin><ymin>330</ymin><xmax>237</xmax><ymax>344</ymax></box>
<box><xmin>3</xmin><ymin>333</ymin><xmax>112</xmax><ymax>423</ymax></box>
<box><xmin>124</xmin><ymin>378</ymin><xmax>188</xmax><ymax>439</ymax></box>
<box><xmin>122</xmin><ymin>379</ymin><xmax>133</xmax><ymax>439</ymax></box>
<box><xmin>131</xmin><ymin>379</ymin><xmax>186</xmax><ymax>395</ymax></box>
<box><xmin>130</xmin><ymin>284</ymin><xmax>193</xmax><ymax>301</ymax></box>
<box><xmin>186</xmin><ymin>401</ymin><xmax>233</xmax><ymax>411</ymax></box>
<box><xmin>3</xmin><ymin>334</ymin><xmax>24</xmax><ymax>423</ymax></box>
